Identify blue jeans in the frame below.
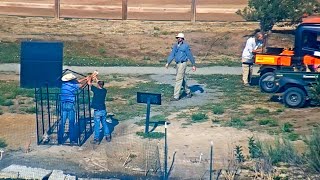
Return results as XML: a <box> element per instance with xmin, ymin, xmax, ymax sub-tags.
<box><xmin>58</xmin><ymin>102</ymin><xmax>76</xmax><ymax>143</ymax></box>
<box><xmin>94</xmin><ymin>109</ymin><xmax>110</xmax><ymax>140</ymax></box>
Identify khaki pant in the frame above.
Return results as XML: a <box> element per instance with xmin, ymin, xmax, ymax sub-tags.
<box><xmin>174</xmin><ymin>62</ymin><xmax>190</xmax><ymax>99</ymax></box>
<box><xmin>242</xmin><ymin>63</ymin><xmax>253</xmax><ymax>84</ymax></box>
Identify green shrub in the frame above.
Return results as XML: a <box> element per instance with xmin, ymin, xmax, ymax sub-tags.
<box><xmin>282</xmin><ymin>122</ymin><xmax>294</xmax><ymax>133</ymax></box>
<box><xmin>136</xmin><ymin>132</ymin><xmax>165</xmax><ymax>139</ymax></box>
<box><xmin>212</xmin><ymin>105</ymin><xmax>225</xmax><ymax>115</ymax></box>
<box><xmin>258</xmin><ymin>118</ymin><xmax>278</xmax><ymax>127</ymax></box>
<box><xmin>244</xmin><ymin>115</ymin><xmax>254</xmax><ymax>121</ymax></box>
<box><xmin>310</xmin><ymin>79</ymin><xmax>320</xmax><ymax>105</ymax></box>
<box><xmin>191</xmin><ymin>113</ymin><xmax>208</xmax><ymax>122</ymax></box>
<box><xmin>287</xmin><ymin>132</ymin><xmax>299</xmax><ymax>141</ymax></box>
<box><xmin>98</xmin><ymin>48</ymin><xmax>106</xmax><ymax>55</ymax></box>
<box><xmin>1</xmin><ymin>99</ymin><xmax>14</xmax><ymax>106</ymax></box>
<box><xmin>267</xmin><ymin>138</ymin><xmax>300</xmax><ymax>165</ymax></box>
<box><xmin>225</xmin><ymin>117</ymin><xmax>246</xmax><ymax>128</ymax></box>
<box><xmin>248</xmin><ymin>136</ymin><xmax>262</xmax><ymax>159</ymax></box>
<box><xmin>253</xmin><ymin>107</ymin><xmax>270</xmax><ymax>115</ymax></box>
<box><xmin>259</xmin><ymin>119</ymin><xmax>270</xmax><ymax>125</ymax></box>
<box><xmin>106</xmin><ymin>97</ymin><xmax>114</xmax><ymax>101</ymax></box>
<box><xmin>305</xmin><ymin>126</ymin><xmax>320</xmax><ymax>173</ymax></box>
<box><xmin>20</xmin><ymin>106</ymin><xmax>36</xmax><ymax>114</ymax></box>
<box><xmin>0</xmin><ymin>138</ymin><xmax>7</xmax><ymax>148</ymax></box>
<box><xmin>235</xmin><ymin>145</ymin><xmax>245</xmax><ymax>163</ymax></box>
<box><xmin>276</xmin><ymin>108</ymin><xmax>285</xmax><ymax>113</ymax></box>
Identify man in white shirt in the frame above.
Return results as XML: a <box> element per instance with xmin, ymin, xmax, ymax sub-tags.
<box><xmin>241</xmin><ymin>32</ymin><xmax>264</xmax><ymax>86</ymax></box>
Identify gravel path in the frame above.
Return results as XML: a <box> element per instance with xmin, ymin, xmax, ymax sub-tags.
<box><xmin>0</xmin><ymin>63</ymin><xmax>260</xmax><ymax>75</ymax></box>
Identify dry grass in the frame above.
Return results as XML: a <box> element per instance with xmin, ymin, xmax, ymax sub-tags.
<box><xmin>0</xmin><ymin>15</ymin><xmax>294</xmax><ymax>66</ymax></box>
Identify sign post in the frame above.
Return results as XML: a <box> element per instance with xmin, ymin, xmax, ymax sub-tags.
<box><xmin>137</xmin><ymin>92</ymin><xmax>161</xmax><ymax>134</ymax></box>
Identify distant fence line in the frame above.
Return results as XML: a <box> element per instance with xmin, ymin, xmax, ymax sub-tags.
<box><xmin>0</xmin><ymin>0</ymin><xmax>244</xmax><ymax>22</ymax></box>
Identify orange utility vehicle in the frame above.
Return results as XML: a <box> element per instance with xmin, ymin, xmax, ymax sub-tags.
<box><xmin>256</xmin><ymin>16</ymin><xmax>320</xmax><ymax>93</ymax></box>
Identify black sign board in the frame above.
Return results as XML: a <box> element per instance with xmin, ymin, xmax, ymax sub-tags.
<box><xmin>137</xmin><ymin>92</ymin><xmax>161</xmax><ymax>105</ymax></box>
<box><xmin>137</xmin><ymin>92</ymin><xmax>161</xmax><ymax>133</ymax></box>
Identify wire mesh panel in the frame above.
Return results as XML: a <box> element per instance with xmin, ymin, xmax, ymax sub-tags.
<box><xmin>76</xmin><ymin>86</ymin><xmax>93</xmax><ymax>145</ymax></box>
<box><xmin>35</xmin><ymin>87</ymin><xmax>60</xmax><ymax>145</ymax></box>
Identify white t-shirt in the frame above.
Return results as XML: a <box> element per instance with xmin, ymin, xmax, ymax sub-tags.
<box><xmin>242</xmin><ymin>37</ymin><xmax>263</xmax><ymax>63</ymax></box>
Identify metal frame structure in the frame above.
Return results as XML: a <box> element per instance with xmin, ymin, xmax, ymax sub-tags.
<box><xmin>35</xmin><ymin>69</ymin><xmax>93</xmax><ymax>146</ymax></box>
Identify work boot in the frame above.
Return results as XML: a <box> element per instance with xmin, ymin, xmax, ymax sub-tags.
<box><xmin>91</xmin><ymin>139</ymin><xmax>100</xmax><ymax>145</ymax></box>
<box><xmin>170</xmin><ymin>97</ymin><xmax>179</xmax><ymax>101</ymax></box>
<box><xmin>105</xmin><ymin>135</ymin><xmax>111</xmax><ymax>142</ymax></box>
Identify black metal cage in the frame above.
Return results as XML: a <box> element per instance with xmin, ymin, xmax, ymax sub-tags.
<box><xmin>35</xmin><ymin>70</ymin><xmax>93</xmax><ymax>146</ymax></box>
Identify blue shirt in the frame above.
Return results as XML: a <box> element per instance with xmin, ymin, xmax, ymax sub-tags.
<box><xmin>60</xmin><ymin>80</ymin><xmax>80</xmax><ymax>103</ymax></box>
<box><xmin>167</xmin><ymin>41</ymin><xmax>195</xmax><ymax>65</ymax></box>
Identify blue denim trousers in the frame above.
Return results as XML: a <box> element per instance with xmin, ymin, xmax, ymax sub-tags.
<box><xmin>58</xmin><ymin>102</ymin><xmax>77</xmax><ymax>143</ymax></box>
<box><xmin>93</xmin><ymin>109</ymin><xmax>110</xmax><ymax>140</ymax></box>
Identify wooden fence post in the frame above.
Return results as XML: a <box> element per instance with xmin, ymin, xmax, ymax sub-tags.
<box><xmin>54</xmin><ymin>0</ymin><xmax>60</xmax><ymax>19</ymax></box>
<box><xmin>191</xmin><ymin>0</ymin><xmax>196</xmax><ymax>23</ymax></box>
<box><xmin>122</xmin><ymin>0</ymin><xmax>128</xmax><ymax>20</ymax></box>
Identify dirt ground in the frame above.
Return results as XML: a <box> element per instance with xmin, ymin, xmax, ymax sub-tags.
<box><xmin>0</xmin><ymin>15</ymin><xmax>293</xmax><ymax>66</ymax></box>
<box><xmin>0</xmin><ymin>72</ymin><xmax>318</xmax><ymax>179</ymax></box>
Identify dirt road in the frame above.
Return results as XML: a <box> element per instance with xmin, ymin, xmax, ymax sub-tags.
<box><xmin>0</xmin><ymin>63</ymin><xmax>260</xmax><ymax>75</ymax></box>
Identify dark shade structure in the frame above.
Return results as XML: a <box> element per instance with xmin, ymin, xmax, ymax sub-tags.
<box><xmin>20</xmin><ymin>41</ymin><xmax>63</xmax><ymax>88</ymax></box>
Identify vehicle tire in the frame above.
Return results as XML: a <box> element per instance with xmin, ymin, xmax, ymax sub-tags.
<box><xmin>283</xmin><ymin>87</ymin><xmax>306</xmax><ymax>108</ymax></box>
<box><xmin>259</xmin><ymin>72</ymin><xmax>278</xmax><ymax>93</ymax></box>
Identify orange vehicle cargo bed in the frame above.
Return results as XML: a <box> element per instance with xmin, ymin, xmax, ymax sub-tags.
<box><xmin>255</xmin><ymin>54</ymin><xmax>292</xmax><ymax>66</ymax></box>
<box><xmin>303</xmin><ymin>55</ymin><xmax>320</xmax><ymax>65</ymax></box>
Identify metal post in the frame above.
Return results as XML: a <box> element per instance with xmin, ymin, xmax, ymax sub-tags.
<box><xmin>35</xmin><ymin>88</ymin><xmax>40</xmax><ymax>145</ymax></box>
<box><xmin>191</xmin><ymin>0</ymin><xmax>197</xmax><ymax>23</ymax></box>
<box><xmin>40</xmin><ymin>88</ymin><xmax>45</xmax><ymax>135</ymax></box>
<box><xmin>145</xmin><ymin>97</ymin><xmax>151</xmax><ymax>134</ymax></box>
<box><xmin>82</xmin><ymin>87</ymin><xmax>85</xmax><ymax>118</ymax></box>
<box><xmin>122</xmin><ymin>0</ymin><xmax>128</xmax><ymax>20</ymax></box>
<box><xmin>88</xmin><ymin>87</ymin><xmax>92</xmax><ymax>133</ymax></box>
<box><xmin>210</xmin><ymin>141</ymin><xmax>213</xmax><ymax>180</ymax></box>
<box><xmin>54</xmin><ymin>0</ymin><xmax>60</xmax><ymax>19</ymax></box>
<box><xmin>55</xmin><ymin>93</ymin><xmax>59</xmax><ymax>132</ymax></box>
<box><xmin>164</xmin><ymin>122</ymin><xmax>168</xmax><ymax>180</ymax></box>
<box><xmin>46</xmin><ymin>84</ymin><xmax>51</xmax><ymax>129</ymax></box>
<box><xmin>76</xmin><ymin>93</ymin><xmax>80</xmax><ymax>145</ymax></box>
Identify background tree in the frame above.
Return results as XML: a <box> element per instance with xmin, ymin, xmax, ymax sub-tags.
<box><xmin>236</xmin><ymin>0</ymin><xmax>319</xmax><ymax>32</ymax></box>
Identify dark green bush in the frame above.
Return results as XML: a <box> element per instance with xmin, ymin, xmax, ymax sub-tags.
<box><xmin>267</xmin><ymin>139</ymin><xmax>300</xmax><ymax>165</ymax></box>
<box><xmin>212</xmin><ymin>105</ymin><xmax>225</xmax><ymax>115</ymax></box>
<box><xmin>305</xmin><ymin>126</ymin><xmax>320</xmax><ymax>173</ymax></box>
<box><xmin>0</xmin><ymin>138</ymin><xmax>7</xmax><ymax>148</ymax></box>
<box><xmin>191</xmin><ymin>113</ymin><xmax>208</xmax><ymax>123</ymax></box>
<box><xmin>225</xmin><ymin>117</ymin><xmax>246</xmax><ymax>128</ymax></box>
<box><xmin>248</xmin><ymin>136</ymin><xmax>262</xmax><ymax>159</ymax></box>
<box><xmin>282</xmin><ymin>122</ymin><xmax>294</xmax><ymax>133</ymax></box>
<box><xmin>136</xmin><ymin>132</ymin><xmax>165</xmax><ymax>139</ymax></box>
<box><xmin>253</xmin><ymin>107</ymin><xmax>270</xmax><ymax>115</ymax></box>
<box><xmin>1</xmin><ymin>99</ymin><xmax>14</xmax><ymax>106</ymax></box>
